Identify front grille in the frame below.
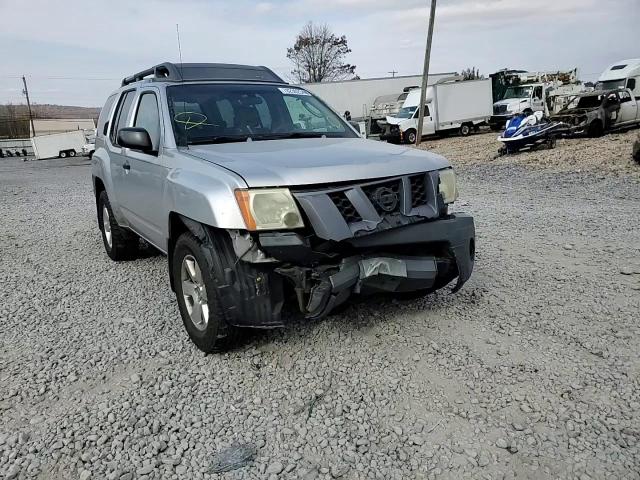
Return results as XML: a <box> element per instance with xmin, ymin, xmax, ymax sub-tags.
<box><xmin>293</xmin><ymin>172</ymin><xmax>441</xmax><ymax>237</ymax></box>
<box><xmin>329</xmin><ymin>191</ymin><xmax>362</xmax><ymax>223</ymax></box>
<box><xmin>494</xmin><ymin>104</ymin><xmax>508</xmax><ymax>114</ymax></box>
<box><xmin>361</xmin><ymin>179</ymin><xmax>402</xmax><ymax>215</ymax></box>
<box><xmin>409</xmin><ymin>174</ymin><xmax>427</xmax><ymax>208</ymax></box>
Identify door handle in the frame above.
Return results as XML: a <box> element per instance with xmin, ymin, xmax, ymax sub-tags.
<box><xmin>123</xmin><ymin>163</ymin><xmax>131</xmax><ymax>171</ymax></box>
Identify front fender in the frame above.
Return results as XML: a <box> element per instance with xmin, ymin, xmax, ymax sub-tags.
<box><xmin>165</xmin><ymin>168</ymin><xmax>248</xmax><ymax>230</ymax></box>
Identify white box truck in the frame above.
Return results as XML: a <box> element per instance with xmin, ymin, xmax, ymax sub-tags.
<box><xmin>380</xmin><ymin>78</ymin><xmax>492</xmax><ymax>143</ymax></box>
<box><xmin>31</xmin><ymin>130</ymin><xmax>86</xmax><ymax>160</ymax></box>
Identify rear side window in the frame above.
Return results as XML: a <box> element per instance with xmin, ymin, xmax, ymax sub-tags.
<box><xmin>109</xmin><ymin>90</ymin><xmax>136</xmax><ymax>145</ymax></box>
<box><xmin>134</xmin><ymin>93</ymin><xmax>161</xmax><ymax>151</ymax></box>
<box><xmin>97</xmin><ymin>94</ymin><xmax>116</xmax><ymax>138</ymax></box>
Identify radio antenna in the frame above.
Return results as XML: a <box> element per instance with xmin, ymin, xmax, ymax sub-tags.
<box><xmin>176</xmin><ymin>24</ymin><xmax>184</xmax><ymax>66</ymax></box>
<box><xmin>175</xmin><ymin>23</ymin><xmax>188</xmax><ymax>147</ymax></box>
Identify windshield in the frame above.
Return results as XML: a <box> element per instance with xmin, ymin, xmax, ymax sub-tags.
<box><xmin>502</xmin><ymin>86</ymin><xmax>533</xmax><ymax>100</ymax></box>
<box><xmin>566</xmin><ymin>95</ymin><xmax>604</xmax><ymax>110</ymax></box>
<box><xmin>395</xmin><ymin>106</ymin><xmax>416</xmax><ymax>119</ymax></box>
<box><xmin>166</xmin><ymin>84</ymin><xmax>357</xmax><ymax>145</ymax></box>
<box><xmin>595</xmin><ymin>79</ymin><xmax>625</xmax><ymax>91</ymax></box>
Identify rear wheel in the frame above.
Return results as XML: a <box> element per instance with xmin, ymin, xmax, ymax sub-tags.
<box><xmin>59</xmin><ymin>151</ymin><xmax>67</xmax><ymax>158</ymax></box>
<box><xmin>69</xmin><ymin>150</ymin><xmax>76</xmax><ymax>157</ymax></box>
<box><xmin>459</xmin><ymin>123</ymin><xmax>472</xmax><ymax>136</ymax></box>
<box><xmin>172</xmin><ymin>232</ymin><xmax>239</xmax><ymax>353</ymax></box>
<box><xmin>546</xmin><ymin>136</ymin><xmax>557</xmax><ymax>149</ymax></box>
<box><xmin>97</xmin><ymin>191</ymin><xmax>139</xmax><ymax>261</ymax></box>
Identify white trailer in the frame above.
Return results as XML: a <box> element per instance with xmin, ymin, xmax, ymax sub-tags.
<box><xmin>382</xmin><ymin>78</ymin><xmax>493</xmax><ymax>143</ymax></box>
<box><xmin>31</xmin><ymin>131</ymin><xmax>86</xmax><ymax>160</ymax></box>
<box><xmin>301</xmin><ymin>73</ymin><xmax>456</xmax><ymax>121</ymax></box>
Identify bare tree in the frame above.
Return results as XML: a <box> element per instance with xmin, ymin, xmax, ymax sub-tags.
<box><xmin>0</xmin><ymin>104</ymin><xmax>30</xmax><ymax>139</ymax></box>
<box><xmin>287</xmin><ymin>22</ymin><xmax>357</xmax><ymax>83</ymax></box>
<box><xmin>461</xmin><ymin>67</ymin><xmax>483</xmax><ymax>80</ymax></box>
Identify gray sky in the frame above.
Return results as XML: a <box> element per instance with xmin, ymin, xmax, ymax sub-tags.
<box><xmin>1</xmin><ymin>0</ymin><xmax>638</xmax><ymax>107</ymax></box>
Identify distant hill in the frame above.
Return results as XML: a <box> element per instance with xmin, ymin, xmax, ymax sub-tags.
<box><xmin>31</xmin><ymin>104</ymin><xmax>101</xmax><ymax>120</ymax></box>
<box><xmin>0</xmin><ymin>104</ymin><xmax>100</xmax><ymax>138</ymax></box>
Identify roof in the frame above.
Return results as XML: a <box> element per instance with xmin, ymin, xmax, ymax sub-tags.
<box><xmin>301</xmin><ymin>72</ymin><xmax>457</xmax><ymax>87</ymax></box>
<box><xmin>599</xmin><ymin>59</ymin><xmax>640</xmax><ymax>82</ymax></box>
<box><xmin>576</xmin><ymin>89</ymin><xmax>626</xmax><ymax>97</ymax></box>
<box><xmin>121</xmin><ymin>62</ymin><xmax>286</xmax><ymax>86</ymax></box>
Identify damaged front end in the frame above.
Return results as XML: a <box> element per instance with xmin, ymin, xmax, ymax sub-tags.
<box><xmin>551</xmin><ymin>109</ymin><xmax>596</xmax><ymax>135</ymax></box>
<box><xmin>227</xmin><ymin>171</ymin><xmax>476</xmax><ymax>326</ymax></box>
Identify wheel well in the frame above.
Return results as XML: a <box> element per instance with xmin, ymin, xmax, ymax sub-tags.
<box><xmin>93</xmin><ymin>177</ymin><xmax>106</xmax><ymax>225</ymax></box>
<box><xmin>167</xmin><ymin>212</ymin><xmax>189</xmax><ymax>292</ymax></box>
<box><xmin>588</xmin><ymin>119</ymin><xmax>603</xmax><ymax>137</ymax></box>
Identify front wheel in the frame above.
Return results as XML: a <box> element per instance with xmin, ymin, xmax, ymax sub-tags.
<box><xmin>405</xmin><ymin>129</ymin><xmax>417</xmax><ymax>144</ymax></box>
<box><xmin>172</xmin><ymin>232</ymin><xmax>239</xmax><ymax>353</ymax></box>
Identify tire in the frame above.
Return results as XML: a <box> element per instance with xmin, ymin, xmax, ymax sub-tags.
<box><xmin>69</xmin><ymin>150</ymin><xmax>76</xmax><ymax>157</ymax></box>
<box><xmin>97</xmin><ymin>191</ymin><xmax>139</xmax><ymax>261</ymax></box>
<box><xmin>588</xmin><ymin>120</ymin><xmax>603</xmax><ymax>138</ymax></box>
<box><xmin>459</xmin><ymin>123</ymin><xmax>472</xmax><ymax>136</ymax></box>
<box><xmin>405</xmin><ymin>129</ymin><xmax>417</xmax><ymax>144</ymax></box>
<box><xmin>172</xmin><ymin>231</ymin><xmax>239</xmax><ymax>353</ymax></box>
<box><xmin>547</xmin><ymin>136</ymin><xmax>557</xmax><ymax>149</ymax></box>
<box><xmin>59</xmin><ymin>151</ymin><xmax>67</xmax><ymax>158</ymax></box>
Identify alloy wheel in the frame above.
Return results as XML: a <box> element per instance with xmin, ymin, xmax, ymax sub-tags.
<box><xmin>181</xmin><ymin>255</ymin><xmax>209</xmax><ymax>331</ymax></box>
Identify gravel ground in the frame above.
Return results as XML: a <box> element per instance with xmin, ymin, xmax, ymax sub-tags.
<box><xmin>1</xmin><ymin>132</ymin><xmax>639</xmax><ymax>480</ymax></box>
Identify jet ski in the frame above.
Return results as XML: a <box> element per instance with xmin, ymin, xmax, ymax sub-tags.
<box><xmin>497</xmin><ymin>111</ymin><xmax>565</xmax><ymax>155</ymax></box>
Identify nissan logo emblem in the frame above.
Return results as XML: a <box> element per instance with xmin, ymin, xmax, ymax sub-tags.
<box><xmin>373</xmin><ymin>186</ymin><xmax>398</xmax><ymax>212</ymax></box>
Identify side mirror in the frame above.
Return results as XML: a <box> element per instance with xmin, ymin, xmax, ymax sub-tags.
<box><xmin>117</xmin><ymin>127</ymin><xmax>153</xmax><ymax>153</ymax></box>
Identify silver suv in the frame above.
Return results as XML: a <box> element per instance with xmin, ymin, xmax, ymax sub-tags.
<box><xmin>92</xmin><ymin>63</ymin><xmax>475</xmax><ymax>352</ymax></box>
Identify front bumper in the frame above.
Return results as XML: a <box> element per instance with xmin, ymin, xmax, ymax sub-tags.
<box><xmin>260</xmin><ymin>213</ymin><xmax>475</xmax><ymax>318</ymax></box>
<box><xmin>379</xmin><ymin>125</ymin><xmax>402</xmax><ymax>143</ymax></box>
<box><xmin>489</xmin><ymin>114</ymin><xmax>513</xmax><ymax>128</ymax></box>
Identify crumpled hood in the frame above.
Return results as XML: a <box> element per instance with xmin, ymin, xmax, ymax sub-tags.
<box><xmin>555</xmin><ymin>108</ymin><xmax>597</xmax><ymax>116</ymax></box>
<box><xmin>186</xmin><ymin>137</ymin><xmax>450</xmax><ymax>187</ymax></box>
<box><xmin>385</xmin><ymin>116</ymin><xmax>403</xmax><ymax>126</ymax></box>
<box><xmin>494</xmin><ymin>99</ymin><xmax>526</xmax><ymax>108</ymax></box>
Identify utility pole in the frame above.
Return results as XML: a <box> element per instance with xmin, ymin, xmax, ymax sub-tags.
<box><xmin>388</xmin><ymin>70</ymin><xmax>398</xmax><ymax>78</ymax></box>
<box><xmin>22</xmin><ymin>76</ymin><xmax>35</xmax><ymax>137</ymax></box>
<box><xmin>415</xmin><ymin>0</ymin><xmax>437</xmax><ymax>146</ymax></box>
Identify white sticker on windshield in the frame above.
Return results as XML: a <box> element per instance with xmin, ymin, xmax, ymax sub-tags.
<box><xmin>279</xmin><ymin>87</ymin><xmax>311</xmax><ymax>96</ymax></box>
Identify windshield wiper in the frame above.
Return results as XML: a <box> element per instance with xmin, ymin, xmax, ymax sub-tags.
<box><xmin>188</xmin><ymin>136</ymin><xmax>249</xmax><ymax>145</ymax></box>
<box><xmin>251</xmin><ymin>132</ymin><xmax>327</xmax><ymax>141</ymax></box>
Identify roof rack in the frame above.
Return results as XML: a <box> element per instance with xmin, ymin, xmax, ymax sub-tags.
<box><xmin>121</xmin><ymin>62</ymin><xmax>286</xmax><ymax>86</ymax></box>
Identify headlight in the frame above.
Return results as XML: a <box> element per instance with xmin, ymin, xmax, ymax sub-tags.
<box><xmin>235</xmin><ymin>188</ymin><xmax>304</xmax><ymax>230</ymax></box>
<box><xmin>438</xmin><ymin>169</ymin><xmax>458</xmax><ymax>204</ymax></box>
